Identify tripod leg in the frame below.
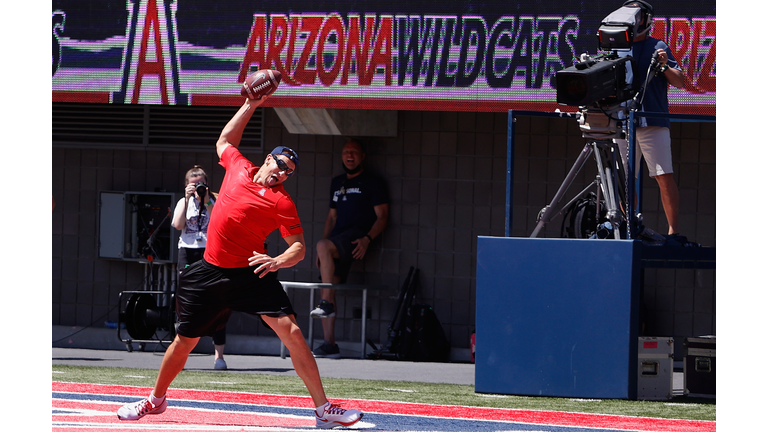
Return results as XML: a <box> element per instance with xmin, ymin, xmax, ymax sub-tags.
<box><xmin>530</xmin><ymin>144</ymin><xmax>594</xmax><ymax>237</ymax></box>
<box><xmin>593</xmin><ymin>145</ymin><xmax>619</xmax><ymax>238</ymax></box>
<box><xmin>595</xmin><ymin>142</ymin><xmax>627</xmax><ymax>239</ymax></box>
<box><xmin>609</xmin><ymin>143</ymin><xmax>632</xmax><ymax>238</ymax></box>
<box><xmin>604</xmin><ymin>167</ymin><xmax>622</xmax><ymax>239</ymax></box>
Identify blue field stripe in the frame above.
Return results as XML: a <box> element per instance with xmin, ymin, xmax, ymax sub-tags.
<box><xmin>53</xmin><ymin>391</ymin><xmax>645</xmax><ymax>432</ymax></box>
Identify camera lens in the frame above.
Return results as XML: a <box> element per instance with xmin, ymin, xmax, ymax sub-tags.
<box><xmin>195</xmin><ymin>183</ymin><xmax>207</xmax><ymax>197</ymax></box>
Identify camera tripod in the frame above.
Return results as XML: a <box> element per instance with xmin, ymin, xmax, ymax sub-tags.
<box><xmin>530</xmin><ymin>104</ymin><xmax>630</xmax><ymax>239</ymax></box>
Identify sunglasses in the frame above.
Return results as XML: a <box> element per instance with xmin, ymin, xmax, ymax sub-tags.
<box><xmin>272</xmin><ymin>155</ymin><xmax>295</xmax><ymax>176</ymax></box>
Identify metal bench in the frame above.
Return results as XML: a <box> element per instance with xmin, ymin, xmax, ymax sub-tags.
<box><xmin>279</xmin><ymin>282</ymin><xmax>388</xmax><ymax>359</ymax></box>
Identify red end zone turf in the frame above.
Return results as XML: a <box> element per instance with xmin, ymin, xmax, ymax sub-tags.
<box><xmin>53</xmin><ymin>382</ymin><xmax>714</xmax><ymax>432</ymax></box>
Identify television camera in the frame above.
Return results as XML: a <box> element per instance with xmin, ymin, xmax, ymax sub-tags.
<box><xmin>554</xmin><ymin>0</ymin><xmax>655</xmax><ymax>108</ymax></box>
<box><xmin>535</xmin><ymin>1</ymin><xmax>657</xmax><ymax>239</ymax></box>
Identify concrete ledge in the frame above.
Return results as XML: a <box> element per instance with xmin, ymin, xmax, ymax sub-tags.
<box><xmin>54</xmin><ymin>325</ymin><xmax>298</xmax><ymax>355</ymax></box>
<box><xmin>274</xmin><ymin>107</ymin><xmax>397</xmax><ymax>136</ymax></box>
<box><xmin>52</xmin><ymin>326</ymin><xmax>470</xmax><ymax>362</ymax></box>
<box><xmin>52</xmin><ymin>347</ymin><xmax>475</xmax><ymax>385</ymax></box>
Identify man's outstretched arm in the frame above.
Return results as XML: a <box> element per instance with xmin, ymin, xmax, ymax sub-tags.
<box><xmin>216</xmin><ymin>96</ymin><xmax>269</xmax><ymax>158</ymax></box>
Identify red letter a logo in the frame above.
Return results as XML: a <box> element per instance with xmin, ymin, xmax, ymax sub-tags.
<box><xmin>128</xmin><ymin>0</ymin><xmax>175</xmax><ymax>104</ymax></box>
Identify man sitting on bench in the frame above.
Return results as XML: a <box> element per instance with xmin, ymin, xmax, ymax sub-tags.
<box><xmin>311</xmin><ymin>139</ymin><xmax>389</xmax><ymax>358</ymax></box>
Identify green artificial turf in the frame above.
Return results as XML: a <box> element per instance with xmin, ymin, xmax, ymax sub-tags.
<box><xmin>52</xmin><ymin>364</ymin><xmax>715</xmax><ymax>421</ymax></box>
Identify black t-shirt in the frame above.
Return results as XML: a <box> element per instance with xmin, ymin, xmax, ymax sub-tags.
<box><xmin>329</xmin><ymin>170</ymin><xmax>389</xmax><ymax>236</ymax></box>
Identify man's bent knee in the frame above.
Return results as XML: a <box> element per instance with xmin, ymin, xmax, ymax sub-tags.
<box><xmin>316</xmin><ymin>239</ymin><xmax>337</xmax><ymax>255</ymax></box>
<box><xmin>263</xmin><ymin>315</ymin><xmax>301</xmax><ymax>340</ymax></box>
<box><xmin>172</xmin><ymin>334</ymin><xmax>200</xmax><ymax>351</ymax></box>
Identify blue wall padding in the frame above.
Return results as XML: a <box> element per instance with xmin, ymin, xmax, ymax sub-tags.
<box><xmin>475</xmin><ymin>237</ymin><xmax>640</xmax><ymax>399</ymax></box>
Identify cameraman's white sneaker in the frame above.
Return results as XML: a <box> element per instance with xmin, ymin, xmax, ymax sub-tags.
<box><xmin>117</xmin><ymin>396</ymin><xmax>167</xmax><ymax>420</ymax></box>
<box><xmin>315</xmin><ymin>402</ymin><xmax>363</xmax><ymax>429</ymax></box>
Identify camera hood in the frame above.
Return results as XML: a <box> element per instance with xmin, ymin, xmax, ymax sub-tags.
<box><xmin>597</xmin><ymin>6</ymin><xmax>643</xmax><ymax>50</ymax></box>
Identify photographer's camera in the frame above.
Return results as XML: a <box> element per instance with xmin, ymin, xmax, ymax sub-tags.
<box><xmin>195</xmin><ymin>182</ymin><xmax>208</xmax><ymax>199</ymax></box>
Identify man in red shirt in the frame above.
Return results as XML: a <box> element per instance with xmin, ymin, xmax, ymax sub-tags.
<box><xmin>117</xmin><ymin>96</ymin><xmax>363</xmax><ymax>429</ymax></box>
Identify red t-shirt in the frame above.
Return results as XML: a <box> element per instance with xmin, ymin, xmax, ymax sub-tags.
<box><xmin>204</xmin><ymin>145</ymin><xmax>303</xmax><ymax>268</ymax></box>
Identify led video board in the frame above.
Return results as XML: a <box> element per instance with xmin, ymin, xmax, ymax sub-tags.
<box><xmin>52</xmin><ymin>0</ymin><xmax>715</xmax><ymax>114</ymax></box>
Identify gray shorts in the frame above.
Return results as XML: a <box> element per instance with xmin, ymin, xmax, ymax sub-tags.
<box><xmin>615</xmin><ymin>126</ymin><xmax>673</xmax><ymax>177</ymax></box>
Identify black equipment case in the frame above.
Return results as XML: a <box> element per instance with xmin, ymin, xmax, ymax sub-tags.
<box><xmin>684</xmin><ymin>336</ymin><xmax>716</xmax><ymax>398</ymax></box>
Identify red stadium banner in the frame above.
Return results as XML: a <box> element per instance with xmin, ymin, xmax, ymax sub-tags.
<box><xmin>52</xmin><ymin>0</ymin><xmax>715</xmax><ymax>114</ymax></box>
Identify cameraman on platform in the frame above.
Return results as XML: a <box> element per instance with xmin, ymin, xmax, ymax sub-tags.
<box><xmin>616</xmin><ymin>1</ymin><xmax>687</xmax><ymax>240</ymax></box>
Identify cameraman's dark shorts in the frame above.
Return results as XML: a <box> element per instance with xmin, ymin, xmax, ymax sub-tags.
<box><xmin>175</xmin><ymin>258</ymin><xmax>296</xmax><ymax>338</ymax></box>
<box><xmin>329</xmin><ymin>227</ymin><xmax>367</xmax><ymax>283</ymax></box>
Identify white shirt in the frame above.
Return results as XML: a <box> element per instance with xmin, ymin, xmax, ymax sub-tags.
<box><xmin>177</xmin><ymin>196</ymin><xmax>212</xmax><ymax>249</ymax></box>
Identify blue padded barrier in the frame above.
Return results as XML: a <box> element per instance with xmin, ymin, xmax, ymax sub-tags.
<box><xmin>475</xmin><ymin>236</ymin><xmax>641</xmax><ymax>399</ymax></box>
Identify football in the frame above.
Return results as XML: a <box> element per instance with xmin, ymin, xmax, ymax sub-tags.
<box><xmin>241</xmin><ymin>69</ymin><xmax>282</xmax><ymax>100</ymax></box>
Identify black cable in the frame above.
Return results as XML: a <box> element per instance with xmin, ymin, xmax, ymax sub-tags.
<box><xmin>152</xmin><ymin>331</ymin><xmax>173</xmax><ymax>355</ymax></box>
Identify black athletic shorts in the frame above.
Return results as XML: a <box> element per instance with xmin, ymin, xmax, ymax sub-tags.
<box><xmin>178</xmin><ymin>247</ymin><xmax>205</xmax><ymax>273</ymax></box>
<box><xmin>175</xmin><ymin>257</ymin><xmax>296</xmax><ymax>338</ymax></box>
<box><xmin>329</xmin><ymin>227</ymin><xmax>367</xmax><ymax>283</ymax></box>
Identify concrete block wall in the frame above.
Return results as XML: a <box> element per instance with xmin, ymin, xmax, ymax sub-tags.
<box><xmin>52</xmin><ymin>107</ymin><xmax>715</xmax><ymax>357</ymax></box>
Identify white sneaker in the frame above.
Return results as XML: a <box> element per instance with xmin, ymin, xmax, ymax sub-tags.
<box><xmin>117</xmin><ymin>397</ymin><xmax>167</xmax><ymax>420</ymax></box>
<box><xmin>315</xmin><ymin>403</ymin><xmax>363</xmax><ymax>429</ymax></box>
<box><xmin>214</xmin><ymin>358</ymin><xmax>228</xmax><ymax>370</ymax></box>
<box><xmin>309</xmin><ymin>300</ymin><xmax>336</xmax><ymax>318</ymax></box>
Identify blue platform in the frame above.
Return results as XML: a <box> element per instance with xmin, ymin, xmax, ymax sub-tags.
<box><xmin>475</xmin><ymin>236</ymin><xmax>641</xmax><ymax>399</ymax></box>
